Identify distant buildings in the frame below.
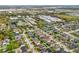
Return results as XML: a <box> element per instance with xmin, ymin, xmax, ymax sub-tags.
<box><xmin>38</xmin><ymin>15</ymin><xmax>61</xmax><ymax>23</ymax></box>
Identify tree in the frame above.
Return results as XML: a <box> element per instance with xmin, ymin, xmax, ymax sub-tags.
<box><xmin>0</xmin><ymin>34</ymin><xmax>4</xmax><ymax>41</ymax></box>
<box><xmin>6</xmin><ymin>40</ymin><xmax>20</xmax><ymax>52</ymax></box>
<box><xmin>0</xmin><ymin>48</ymin><xmax>3</xmax><ymax>53</ymax></box>
<box><xmin>37</xmin><ymin>20</ymin><xmax>45</xmax><ymax>29</ymax></box>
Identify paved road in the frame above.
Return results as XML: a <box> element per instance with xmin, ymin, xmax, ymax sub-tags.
<box><xmin>55</xmin><ymin>26</ymin><xmax>79</xmax><ymax>40</ymax></box>
<box><xmin>23</xmin><ymin>18</ymin><xmax>33</xmax><ymax>26</ymax></box>
<box><xmin>22</xmin><ymin>18</ymin><xmax>38</xmax><ymax>52</ymax></box>
<box><xmin>22</xmin><ymin>30</ymin><xmax>36</xmax><ymax>53</ymax></box>
<box><xmin>23</xmin><ymin>18</ymin><xmax>73</xmax><ymax>52</ymax></box>
<box><xmin>68</xmin><ymin>29</ymin><xmax>79</xmax><ymax>33</ymax></box>
<box><xmin>34</xmin><ymin>26</ymin><xmax>73</xmax><ymax>52</ymax></box>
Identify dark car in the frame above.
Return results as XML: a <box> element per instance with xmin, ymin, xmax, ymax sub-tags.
<box><xmin>21</xmin><ymin>46</ymin><xmax>27</xmax><ymax>53</ymax></box>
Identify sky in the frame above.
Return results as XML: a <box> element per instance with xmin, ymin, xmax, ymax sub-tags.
<box><xmin>0</xmin><ymin>0</ymin><xmax>79</xmax><ymax>5</ymax></box>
